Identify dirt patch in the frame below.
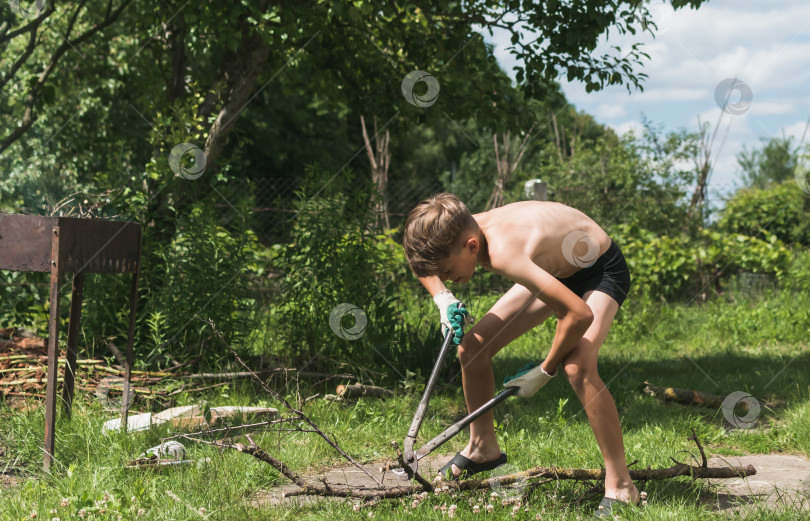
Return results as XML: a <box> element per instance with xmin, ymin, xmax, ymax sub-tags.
<box><xmin>705</xmin><ymin>454</ymin><xmax>810</xmax><ymax>513</ymax></box>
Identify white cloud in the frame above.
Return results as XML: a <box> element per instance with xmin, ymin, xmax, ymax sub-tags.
<box><xmin>594</xmin><ymin>103</ymin><xmax>627</xmax><ymax>120</ymax></box>
<box><xmin>749</xmin><ymin>101</ymin><xmax>796</xmax><ymax>116</ymax></box>
<box><xmin>610</xmin><ymin>120</ymin><xmax>645</xmax><ymax>137</ymax></box>
<box><xmin>782</xmin><ymin>119</ymin><xmax>810</xmax><ymax>144</ymax></box>
<box><xmin>481</xmin><ymin>0</ymin><xmax>810</xmax><ymax>198</ymax></box>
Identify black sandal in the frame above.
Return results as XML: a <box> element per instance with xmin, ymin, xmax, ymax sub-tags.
<box><xmin>438</xmin><ymin>452</ymin><xmax>507</xmax><ymax>480</ymax></box>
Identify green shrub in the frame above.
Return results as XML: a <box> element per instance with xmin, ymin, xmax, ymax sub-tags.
<box><xmin>611</xmin><ymin>225</ymin><xmax>791</xmax><ymax>301</ymax></box>
<box><xmin>719</xmin><ymin>181</ymin><xmax>810</xmax><ymax>247</ymax></box>
<box><xmin>73</xmin><ymin>196</ymin><xmax>261</xmax><ymax>368</ymax></box>
<box><xmin>784</xmin><ymin>248</ymin><xmax>810</xmax><ymax>293</ymax></box>
<box><xmin>269</xmin><ymin>167</ymin><xmax>410</xmax><ymax>374</ymax></box>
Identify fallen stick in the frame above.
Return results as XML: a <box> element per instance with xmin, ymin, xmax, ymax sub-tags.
<box><xmin>0</xmin><ymin>359</ymin><xmax>105</xmax><ymax>374</ymax></box>
<box><xmin>643</xmin><ymin>382</ymin><xmax>727</xmax><ymax>409</ymax></box>
<box><xmin>207</xmin><ymin>319</ymin><xmax>384</xmax><ymax>488</ymax></box>
<box><xmin>175</xmin><ymin>369</ymin><xmax>363</xmax><ymax>381</ymax></box>
<box><xmin>336</xmin><ymin>383</ymin><xmax>394</xmax><ymax>399</ymax></box>
<box><xmin>3</xmin><ymin>391</ymin><xmax>46</xmax><ymax>398</ymax></box>
<box><xmin>167</xmin><ymin>381</ymin><xmax>230</xmax><ymax>396</ymax></box>
<box><xmin>210</xmin><ymin>430</ymin><xmax>756</xmax><ymax>500</ymax></box>
<box><xmin>0</xmin><ymin>378</ymin><xmax>59</xmax><ymax>386</ymax></box>
<box><xmin>0</xmin><ymin>355</ymin><xmax>31</xmax><ymax>362</ymax></box>
<box><xmin>76</xmin><ymin>384</ymin><xmax>162</xmax><ymax>396</ymax></box>
<box><xmin>98</xmin><ymin>366</ymin><xmax>175</xmax><ymax>377</ymax></box>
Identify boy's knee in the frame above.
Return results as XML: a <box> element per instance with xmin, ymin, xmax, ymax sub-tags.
<box><xmin>563</xmin><ymin>362</ymin><xmax>598</xmax><ymax>391</ymax></box>
<box><xmin>456</xmin><ymin>335</ymin><xmax>490</xmax><ymax>368</ymax></box>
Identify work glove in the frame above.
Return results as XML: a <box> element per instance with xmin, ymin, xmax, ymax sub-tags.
<box><xmin>503</xmin><ymin>362</ymin><xmax>556</xmax><ymax>398</ymax></box>
<box><xmin>433</xmin><ymin>289</ymin><xmax>471</xmax><ymax>345</ymax></box>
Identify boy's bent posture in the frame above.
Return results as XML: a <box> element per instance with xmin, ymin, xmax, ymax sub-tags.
<box><xmin>403</xmin><ymin>194</ymin><xmax>639</xmax><ymax>515</ymax></box>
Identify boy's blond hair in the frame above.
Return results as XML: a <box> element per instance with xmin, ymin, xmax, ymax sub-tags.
<box><xmin>403</xmin><ymin>193</ymin><xmax>477</xmax><ymax>277</ymax></box>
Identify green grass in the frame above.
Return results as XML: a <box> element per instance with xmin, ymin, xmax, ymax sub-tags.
<box><xmin>2</xmin><ymin>290</ymin><xmax>809</xmax><ymax>520</ymax></box>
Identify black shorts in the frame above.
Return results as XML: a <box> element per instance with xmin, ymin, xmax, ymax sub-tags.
<box><xmin>555</xmin><ymin>239</ymin><xmax>631</xmax><ymax>307</ymax></box>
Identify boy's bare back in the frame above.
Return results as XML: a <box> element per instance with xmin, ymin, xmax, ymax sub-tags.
<box><xmin>474</xmin><ymin>200</ymin><xmax>610</xmax><ymax>281</ymax></box>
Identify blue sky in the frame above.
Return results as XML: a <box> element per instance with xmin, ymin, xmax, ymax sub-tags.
<box><xmin>480</xmin><ymin>0</ymin><xmax>810</xmax><ymax>200</ymax></box>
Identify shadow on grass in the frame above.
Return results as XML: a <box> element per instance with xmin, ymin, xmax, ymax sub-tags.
<box><xmin>491</xmin><ymin>349</ymin><xmax>810</xmax><ymax>430</ymax></box>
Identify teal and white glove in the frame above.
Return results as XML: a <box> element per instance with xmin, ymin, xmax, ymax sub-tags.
<box><xmin>433</xmin><ymin>289</ymin><xmax>471</xmax><ymax>345</ymax></box>
<box><xmin>503</xmin><ymin>362</ymin><xmax>556</xmax><ymax>398</ymax></box>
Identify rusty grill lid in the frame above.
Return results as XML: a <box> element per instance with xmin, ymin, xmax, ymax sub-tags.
<box><xmin>0</xmin><ymin>214</ymin><xmax>141</xmax><ymax>273</ymax></box>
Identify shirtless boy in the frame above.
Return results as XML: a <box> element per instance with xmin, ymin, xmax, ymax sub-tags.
<box><xmin>402</xmin><ymin>193</ymin><xmax>639</xmax><ymax>516</ymax></box>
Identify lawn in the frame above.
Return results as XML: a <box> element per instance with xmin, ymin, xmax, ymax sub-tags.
<box><xmin>1</xmin><ymin>290</ymin><xmax>809</xmax><ymax>520</ymax></box>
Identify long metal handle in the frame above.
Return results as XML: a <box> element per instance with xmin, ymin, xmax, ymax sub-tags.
<box><xmin>414</xmin><ymin>386</ymin><xmax>518</xmax><ymax>461</ymax></box>
<box><xmin>402</xmin><ymin>331</ymin><xmax>455</xmax><ymax>467</ymax></box>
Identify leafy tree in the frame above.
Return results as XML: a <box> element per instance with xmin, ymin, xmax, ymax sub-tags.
<box><xmin>737</xmin><ymin>136</ymin><xmax>799</xmax><ymax>189</ymax></box>
<box><xmin>0</xmin><ymin>0</ymin><xmax>714</xmax><ymax>367</ymax></box>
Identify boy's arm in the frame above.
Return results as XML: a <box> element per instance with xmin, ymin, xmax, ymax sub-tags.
<box><xmin>418</xmin><ymin>275</ymin><xmax>447</xmax><ymax>297</ymax></box>
<box><xmin>492</xmin><ymin>254</ymin><xmax>593</xmax><ymax>374</ymax></box>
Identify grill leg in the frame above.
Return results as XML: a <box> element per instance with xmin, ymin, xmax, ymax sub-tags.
<box><xmin>62</xmin><ymin>272</ymin><xmax>85</xmax><ymax>418</ymax></box>
<box><xmin>121</xmin><ymin>266</ymin><xmax>140</xmax><ymax>432</ymax></box>
<box><xmin>44</xmin><ymin>226</ymin><xmax>62</xmax><ymax>471</ymax></box>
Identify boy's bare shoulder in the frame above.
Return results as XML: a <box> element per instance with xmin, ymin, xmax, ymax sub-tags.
<box><xmin>475</xmin><ymin>201</ymin><xmax>610</xmax><ymax>278</ymax></box>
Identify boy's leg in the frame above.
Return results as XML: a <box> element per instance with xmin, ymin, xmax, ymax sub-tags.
<box><xmin>451</xmin><ymin>283</ymin><xmax>554</xmax><ymax>476</ymax></box>
<box><xmin>562</xmin><ymin>290</ymin><xmax>638</xmax><ymax>503</ymax></box>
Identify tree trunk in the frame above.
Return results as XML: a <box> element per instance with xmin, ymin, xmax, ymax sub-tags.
<box><xmin>688</xmin><ymin>112</ymin><xmax>732</xmax><ymax>222</ymax></box>
<box><xmin>360</xmin><ymin>114</ymin><xmax>391</xmax><ymax>230</ymax></box>
<box><xmin>486</xmin><ymin>126</ymin><xmax>534</xmax><ymax>210</ymax></box>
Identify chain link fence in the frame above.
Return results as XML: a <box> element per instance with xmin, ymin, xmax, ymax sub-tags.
<box><xmin>215</xmin><ymin>177</ymin><xmax>446</xmax><ymax>244</ymax></box>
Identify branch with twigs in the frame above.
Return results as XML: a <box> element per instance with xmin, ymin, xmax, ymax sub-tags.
<box><xmin>205</xmin><ymin>319</ymin><xmax>384</xmax><ymax>487</ymax></box>
<box><xmin>217</xmin><ymin>431</ymin><xmax>754</xmax><ymax>500</ymax></box>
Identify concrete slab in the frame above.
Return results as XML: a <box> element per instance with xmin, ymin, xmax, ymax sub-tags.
<box><xmin>705</xmin><ymin>454</ymin><xmax>810</xmax><ymax>512</ymax></box>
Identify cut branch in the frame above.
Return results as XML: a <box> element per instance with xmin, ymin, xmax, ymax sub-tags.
<box><xmin>207</xmin><ymin>319</ymin><xmax>384</xmax><ymax>488</ymax></box>
<box><xmin>201</xmin><ymin>432</ymin><xmax>756</xmax><ymax>500</ymax></box>
<box><xmin>336</xmin><ymin>383</ymin><xmax>393</xmax><ymax>399</ymax></box>
<box><xmin>643</xmin><ymin>382</ymin><xmax>726</xmax><ymax>409</ymax></box>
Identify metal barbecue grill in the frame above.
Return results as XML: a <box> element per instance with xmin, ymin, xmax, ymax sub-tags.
<box><xmin>0</xmin><ymin>214</ymin><xmax>142</xmax><ymax>470</ymax></box>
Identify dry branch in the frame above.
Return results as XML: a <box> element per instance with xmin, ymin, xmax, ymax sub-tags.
<box><xmin>643</xmin><ymin>382</ymin><xmax>727</xmax><ymax>409</ymax></box>
<box><xmin>203</xmin><ymin>432</ymin><xmax>756</xmax><ymax>500</ymax></box>
<box><xmin>336</xmin><ymin>383</ymin><xmax>394</xmax><ymax>399</ymax></box>
<box><xmin>206</xmin><ymin>319</ymin><xmax>384</xmax><ymax>488</ymax></box>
